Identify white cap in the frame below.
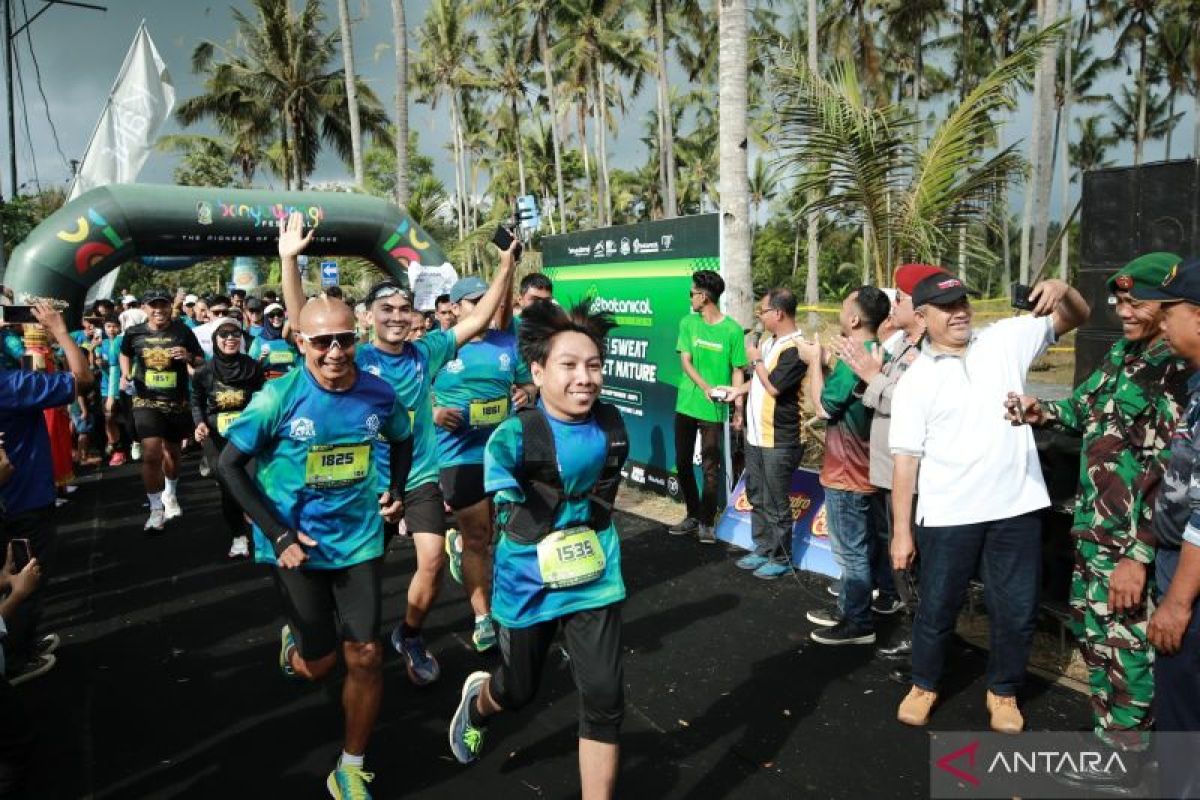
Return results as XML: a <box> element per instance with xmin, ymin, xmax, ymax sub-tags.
<box><xmin>264</xmin><ymin>303</ymin><xmax>284</xmax><ymax>315</ymax></box>
<box><xmin>213</xmin><ymin>315</ymin><xmax>243</xmax><ymax>331</ymax></box>
<box><xmin>122</xmin><ymin>294</ymin><xmax>138</xmax><ymax>305</ymax></box>
<box><xmin>184</xmin><ymin>294</ymin><xmax>198</xmax><ymax>305</ymax></box>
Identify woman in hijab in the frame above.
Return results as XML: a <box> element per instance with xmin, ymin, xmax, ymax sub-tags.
<box><xmin>247</xmin><ymin>302</ymin><xmax>299</xmax><ymax>381</ymax></box>
<box><xmin>190</xmin><ymin>317</ymin><xmax>265</xmax><ymax>558</ymax></box>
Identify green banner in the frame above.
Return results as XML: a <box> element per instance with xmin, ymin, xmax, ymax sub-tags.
<box><xmin>543</xmin><ymin>214</ymin><xmax>719</xmax><ymax>497</ymax></box>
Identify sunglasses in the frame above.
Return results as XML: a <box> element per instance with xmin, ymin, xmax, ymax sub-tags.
<box><xmin>368</xmin><ymin>284</ymin><xmax>409</xmax><ymax>305</ymax></box>
<box><xmin>301</xmin><ymin>330</ymin><xmax>357</xmax><ymax>352</ymax></box>
<box><xmin>266</xmin><ymin>311</ymin><xmax>285</xmax><ymax>319</ymax></box>
<box><xmin>215</xmin><ymin>329</ymin><xmax>242</xmax><ymax>339</ymax></box>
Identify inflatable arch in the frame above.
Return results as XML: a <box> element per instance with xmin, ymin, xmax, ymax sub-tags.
<box><xmin>4</xmin><ymin>184</ymin><xmax>449</xmax><ymax>320</ymax></box>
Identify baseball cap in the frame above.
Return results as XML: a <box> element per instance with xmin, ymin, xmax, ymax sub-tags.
<box><xmin>894</xmin><ymin>263</ymin><xmax>947</xmax><ymax>295</ymax></box>
<box><xmin>911</xmin><ymin>272</ymin><xmax>970</xmax><ymax>307</ymax></box>
<box><xmin>183</xmin><ymin>293</ymin><xmax>198</xmax><ymax>306</ymax></box>
<box><xmin>213</xmin><ymin>315</ymin><xmax>243</xmax><ymax>331</ymax></box>
<box><xmin>264</xmin><ymin>303</ymin><xmax>285</xmax><ymax>316</ymax></box>
<box><xmin>1131</xmin><ymin>257</ymin><xmax>1200</xmax><ymax>305</ymax></box>
<box><xmin>121</xmin><ymin>294</ymin><xmax>138</xmax><ymax>305</ymax></box>
<box><xmin>141</xmin><ymin>287</ymin><xmax>171</xmax><ymax>304</ymax></box>
<box><xmin>449</xmin><ymin>276</ymin><xmax>488</xmax><ymax>303</ymax></box>
<box><xmin>245</xmin><ymin>297</ymin><xmax>263</xmax><ymax>311</ymax></box>
<box><xmin>1107</xmin><ymin>252</ymin><xmax>1182</xmax><ymax>294</ymax></box>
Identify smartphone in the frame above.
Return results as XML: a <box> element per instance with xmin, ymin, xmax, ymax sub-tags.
<box><xmin>491</xmin><ymin>225</ymin><xmax>523</xmax><ymax>261</ymax></box>
<box><xmin>10</xmin><ymin>538</ymin><xmax>31</xmax><ymax>572</ymax></box>
<box><xmin>0</xmin><ymin>305</ymin><xmax>36</xmax><ymax>324</ymax></box>
<box><xmin>1010</xmin><ymin>282</ymin><xmax>1034</xmax><ymax>311</ymax></box>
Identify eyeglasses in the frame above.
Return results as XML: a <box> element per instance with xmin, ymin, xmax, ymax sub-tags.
<box><xmin>215</xmin><ymin>329</ymin><xmax>241</xmax><ymax>339</ymax></box>
<box><xmin>301</xmin><ymin>330</ymin><xmax>357</xmax><ymax>352</ymax></box>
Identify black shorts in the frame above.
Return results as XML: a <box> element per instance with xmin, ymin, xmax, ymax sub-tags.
<box><xmin>271</xmin><ymin>559</ymin><xmax>382</xmax><ymax>660</ymax></box>
<box><xmin>490</xmin><ymin>604</ymin><xmax>625</xmax><ymax>743</ymax></box>
<box><xmin>439</xmin><ymin>464</ymin><xmax>487</xmax><ymax>510</ymax></box>
<box><xmin>132</xmin><ymin>407</ymin><xmax>194</xmax><ymax>443</ymax></box>
<box><xmin>403</xmin><ymin>480</ymin><xmax>446</xmax><ymax>535</ymax></box>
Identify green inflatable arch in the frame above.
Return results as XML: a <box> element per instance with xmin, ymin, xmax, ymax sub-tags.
<box><xmin>4</xmin><ymin>184</ymin><xmax>450</xmax><ymax>319</ymax></box>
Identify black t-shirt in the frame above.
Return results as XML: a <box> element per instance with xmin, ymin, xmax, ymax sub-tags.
<box><xmin>189</xmin><ymin>356</ymin><xmax>266</xmax><ymax>433</ymax></box>
<box><xmin>120</xmin><ymin>320</ymin><xmax>203</xmax><ymax>404</ymax></box>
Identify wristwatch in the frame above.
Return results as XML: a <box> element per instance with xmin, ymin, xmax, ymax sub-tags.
<box><xmin>751</xmin><ymin>358</ymin><xmax>762</xmax><ymax>366</ymax></box>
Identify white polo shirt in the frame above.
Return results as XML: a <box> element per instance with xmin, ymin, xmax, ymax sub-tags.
<box><xmin>888</xmin><ymin>315</ymin><xmax>1055</xmax><ymax>527</ymax></box>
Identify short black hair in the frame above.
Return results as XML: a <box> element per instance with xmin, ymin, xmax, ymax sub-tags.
<box><xmin>210</xmin><ymin>294</ymin><xmax>231</xmax><ymax>308</ymax></box>
<box><xmin>262</xmin><ymin>290</ymin><xmax>279</xmax><ymax>302</ymax></box>
<box><xmin>435</xmin><ymin>293</ymin><xmax>451</xmax><ymax>307</ymax></box>
<box><xmin>325</xmin><ymin>285</ymin><xmax>344</xmax><ymax>299</ymax></box>
<box><xmin>766</xmin><ymin>287</ymin><xmax>798</xmax><ymax>317</ymax></box>
<box><xmin>230</xmin><ymin>288</ymin><xmax>247</xmax><ymax>298</ymax></box>
<box><xmin>853</xmin><ymin>286</ymin><xmax>891</xmax><ymax>334</ymax></box>
<box><xmin>692</xmin><ymin>270</ymin><xmax>724</xmax><ymax>303</ymax></box>
<box><xmin>518</xmin><ymin>300</ymin><xmax>616</xmax><ymax>367</ymax></box>
<box><xmin>519</xmin><ymin>273</ymin><xmax>553</xmax><ymax>295</ymax></box>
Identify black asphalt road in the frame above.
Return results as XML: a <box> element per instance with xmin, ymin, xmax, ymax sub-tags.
<box><xmin>17</xmin><ymin>453</ymin><xmax>1089</xmax><ymax>799</ymax></box>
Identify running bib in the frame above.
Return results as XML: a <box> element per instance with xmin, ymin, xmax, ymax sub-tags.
<box><xmin>304</xmin><ymin>442</ymin><xmax>371</xmax><ymax>488</ymax></box>
<box><xmin>267</xmin><ymin>350</ymin><xmax>295</xmax><ymax>366</ymax></box>
<box><xmin>469</xmin><ymin>396</ymin><xmax>509</xmax><ymax>427</ymax></box>
<box><xmin>217</xmin><ymin>412</ymin><xmax>241</xmax><ymax>435</ymax></box>
<box><xmin>144</xmin><ymin>369</ymin><xmax>177</xmax><ymax>390</ymax></box>
<box><xmin>536</xmin><ymin>526</ymin><xmax>606</xmax><ymax>589</ymax></box>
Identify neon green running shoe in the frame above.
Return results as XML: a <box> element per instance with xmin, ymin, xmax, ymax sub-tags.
<box><xmin>449</xmin><ymin>671</ymin><xmax>491</xmax><ymax>764</ymax></box>
<box><xmin>326</xmin><ymin>763</ymin><xmax>375</xmax><ymax>799</ymax></box>
<box><xmin>472</xmin><ymin>614</ymin><xmax>497</xmax><ymax>652</ymax></box>
<box><xmin>445</xmin><ymin>528</ymin><xmax>463</xmax><ymax>584</ymax></box>
<box><xmin>279</xmin><ymin>624</ymin><xmax>298</xmax><ymax>679</ymax></box>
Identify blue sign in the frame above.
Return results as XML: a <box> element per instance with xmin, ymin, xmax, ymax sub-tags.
<box><xmin>320</xmin><ymin>259</ymin><xmax>339</xmax><ymax>287</ymax></box>
<box><xmin>714</xmin><ymin>467</ymin><xmax>839</xmax><ymax>578</ymax></box>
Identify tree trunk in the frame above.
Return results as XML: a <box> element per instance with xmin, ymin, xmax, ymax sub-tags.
<box><xmin>1058</xmin><ymin>7</ymin><xmax>1072</xmax><ymax>280</ymax></box>
<box><xmin>719</xmin><ymin>0</ymin><xmax>752</xmax><ymax>326</ymax></box>
<box><xmin>390</xmin><ymin>0</ymin><xmax>409</xmax><ymax>207</ymax></box>
<box><xmin>539</xmin><ymin>15</ymin><xmax>567</xmax><ymax>233</ymax></box>
<box><xmin>655</xmin><ymin>0</ymin><xmax>678</xmax><ymax>218</ymax></box>
<box><xmin>450</xmin><ymin>92</ymin><xmax>466</xmax><ymax>240</ymax></box>
<box><xmin>513</xmin><ymin>94</ymin><xmax>528</xmax><ymax>197</ymax></box>
<box><xmin>280</xmin><ymin>119</ymin><xmax>292</xmax><ymax>191</ymax></box>
<box><xmin>594</xmin><ymin>63</ymin><xmax>612</xmax><ymax>227</ymax></box>
<box><xmin>335</xmin><ymin>0</ymin><xmax>365</xmax><ymax>189</ymax></box>
<box><xmin>1020</xmin><ymin>0</ymin><xmax>1045</xmax><ymax>283</ymax></box>
<box><xmin>804</xmin><ymin>0</ymin><xmax>819</xmax><ymax>308</ymax></box>
<box><xmin>577</xmin><ymin>102</ymin><xmax>595</xmax><ymax>224</ymax></box>
<box><xmin>1166</xmin><ymin>90</ymin><xmax>1176</xmax><ymax>160</ymax></box>
<box><xmin>1135</xmin><ymin>33</ymin><xmax>1147</xmax><ymax>165</ymax></box>
<box><xmin>1030</xmin><ymin>0</ymin><xmax>1058</xmax><ymax>274</ymax></box>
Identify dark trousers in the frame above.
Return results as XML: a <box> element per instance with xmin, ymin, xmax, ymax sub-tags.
<box><xmin>0</xmin><ymin>505</ymin><xmax>55</xmax><ymax>674</ymax></box>
<box><xmin>911</xmin><ymin>511</ymin><xmax>1042</xmax><ymax>696</ymax></box>
<box><xmin>825</xmin><ymin>488</ymin><xmax>878</xmax><ymax>630</ymax></box>
<box><xmin>202</xmin><ymin>436</ymin><xmax>249</xmax><ymax>539</ymax></box>
<box><xmin>674</xmin><ymin>413</ymin><xmax>723</xmax><ymax>525</ymax></box>
<box><xmin>744</xmin><ymin>444</ymin><xmax>802</xmax><ymax>563</ymax></box>
<box><xmin>1154</xmin><ymin>547</ymin><xmax>1200</xmax><ymax>798</ymax></box>
<box><xmin>0</xmin><ymin>676</ymin><xmax>32</xmax><ymax>799</ymax></box>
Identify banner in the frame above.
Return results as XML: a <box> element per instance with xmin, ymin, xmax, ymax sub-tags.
<box><xmin>543</xmin><ymin>215</ymin><xmax>720</xmax><ymax>496</ymax></box>
<box><xmin>75</xmin><ymin>22</ymin><xmax>176</xmax><ymax>304</ymax></box>
<box><xmin>714</xmin><ymin>467</ymin><xmax>839</xmax><ymax>578</ymax></box>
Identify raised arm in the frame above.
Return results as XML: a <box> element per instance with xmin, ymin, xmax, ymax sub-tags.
<box><xmin>33</xmin><ymin>302</ymin><xmax>92</xmax><ymax>391</ymax></box>
<box><xmin>451</xmin><ymin>241</ymin><xmax>518</xmax><ymax>347</ymax></box>
<box><xmin>278</xmin><ymin>211</ymin><xmax>316</xmax><ymax>330</ymax></box>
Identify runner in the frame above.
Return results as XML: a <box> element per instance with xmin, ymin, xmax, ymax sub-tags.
<box><xmin>95</xmin><ymin>316</ymin><xmax>127</xmax><ymax>466</ymax></box>
<box><xmin>433</xmin><ymin>273</ymin><xmax>533</xmax><ymax>651</ymax></box>
<box><xmin>216</xmin><ymin>213</ymin><xmax>413</xmax><ymax>799</ymax></box>
<box><xmin>249</xmin><ymin>303</ymin><xmax>299</xmax><ymax>381</ymax></box>
<box><xmin>448</xmin><ymin>300</ymin><xmax>628</xmax><ymax>800</ymax></box>
<box><xmin>118</xmin><ymin>288</ymin><xmax>205</xmax><ymax>531</ymax></box>
<box><xmin>190</xmin><ymin>316</ymin><xmax>265</xmax><ymax>558</ymax></box>
<box><xmin>349</xmin><ymin>244</ymin><xmax>518</xmax><ymax>685</ymax></box>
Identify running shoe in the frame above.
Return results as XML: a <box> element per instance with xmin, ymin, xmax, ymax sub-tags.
<box><xmin>444</xmin><ymin>528</ymin><xmax>463</xmax><ymax>584</ymax></box>
<box><xmin>107</xmin><ymin>451</ymin><xmax>126</xmax><ymax>467</ymax></box>
<box><xmin>389</xmin><ymin>626</ymin><xmax>441</xmax><ymax>686</ymax></box>
<box><xmin>131</xmin><ymin>442</ymin><xmax>142</xmax><ymax>461</ymax></box>
<box><xmin>326</xmin><ymin>764</ymin><xmax>374</xmax><ymax>799</ymax></box>
<box><xmin>144</xmin><ymin>508</ymin><xmax>166</xmax><ymax>532</ymax></box>
<box><xmin>753</xmin><ymin>561</ymin><xmax>790</xmax><ymax>580</ymax></box>
<box><xmin>34</xmin><ymin>632</ymin><xmax>60</xmax><ymax>658</ymax></box>
<box><xmin>872</xmin><ymin>596</ymin><xmax>905</xmax><ymax>616</ymax></box>
<box><xmin>735</xmin><ymin>553</ymin><xmax>769</xmax><ymax>571</ymax></box>
<box><xmin>472</xmin><ymin>615</ymin><xmax>497</xmax><ymax>652</ymax></box>
<box><xmin>668</xmin><ymin>517</ymin><xmax>699</xmax><ymax>536</ymax></box>
<box><xmin>9</xmin><ymin>653</ymin><xmax>56</xmax><ymax>686</ymax></box>
<box><xmin>163</xmin><ymin>494</ymin><xmax>182</xmax><ymax>521</ymax></box>
<box><xmin>805</xmin><ymin>608</ymin><xmax>841</xmax><ymax>627</ymax></box>
<box><xmin>227</xmin><ymin>535</ymin><xmax>250</xmax><ymax>559</ymax></box>
<box><xmin>697</xmin><ymin>524</ymin><xmax>717</xmax><ymax>544</ymax></box>
<box><xmin>810</xmin><ymin>620</ymin><xmax>876</xmax><ymax>646</ymax></box>
<box><xmin>279</xmin><ymin>624</ymin><xmax>298</xmax><ymax>679</ymax></box>
<box><xmin>449</xmin><ymin>671</ymin><xmax>490</xmax><ymax>764</ymax></box>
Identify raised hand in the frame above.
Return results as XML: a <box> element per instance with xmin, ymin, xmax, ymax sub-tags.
<box><xmin>278</xmin><ymin>211</ymin><xmax>315</xmax><ymax>260</ymax></box>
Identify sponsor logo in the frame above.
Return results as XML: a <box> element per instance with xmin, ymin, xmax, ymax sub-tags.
<box><xmin>588</xmin><ymin>296</ymin><xmax>654</xmax><ymax>315</ymax></box>
<box><xmin>568</xmin><ymin>245</ymin><xmax>591</xmax><ymax>257</ymax></box>
<box><xmin>499</xmin><ymin>352</ymin><xmax>511</xmax><ymax>372</ymax></box>
<box><xmin>593</xmin><ymin>241</ymin><xmax>605</xmax><ymax>258</ymax></box>
<box><xmin>365</xmin><ymin>365</ymin><xmax>382</xmax><ymax>376</ymax></box>
<box><xmin>445</xmin><ymin>359</ymin><xmax>465</xmax><ymax>374</ymax></box>
<box><xmin>630</xmin><ymin>465</ymin><xmax>645</xmax><ymax>484</ymax></box>
<box><xmin>632</xmin><ymin>238</ymin><xmax>659</xmax><ymax>254</ymax></box>
<box><xmin>364</xmin><ymin>414</ymin><xmax>380</xmax><ymax>436</ymax></box>
<box><xmin>289</xmin><ymin>417</ymin><xmax>316</xmax><ymax>441</ymax></box>
<box><xmin>661</xmin><ymin>234</ymin><xmax>674</xmax><ymax>251</ymax></box>
<box><xmin>667</xmin><ymin>476</ymin><xmax>680</xmax><ymax>496</ymax></box>
<box><xmin>196</xmin><ymin>201</ymin><xmax>213</xmax><ymax>226</ymax></box>
<box><xmin>619</xmin><ymin>237</ymin><xmax>631</xmax><ymax>256</ymax></box>
<box><xmin>605</xmin><ymin>240</ymin><xmax>617</xmax><ymax>256</ymax></box>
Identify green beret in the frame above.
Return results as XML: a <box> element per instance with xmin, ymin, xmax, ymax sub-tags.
<box><xmin>1107</xmin><ymin>252</ymin><xmax>1182</xmax><ymax>294</ymax></box>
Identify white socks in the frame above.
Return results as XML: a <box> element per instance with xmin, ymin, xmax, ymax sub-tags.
<box><xmin>163</xmin><ymin>477</ymin><xmax>178</xmax><ymax>498</ymax></box>
<box><xmin>148</xmin><ymin>492</ymin><xmax>163</xmax><ymax>511</ymax></box>
<box><xmin>339</xmin><ymin>751</ymin><xmax>364</xmax><ymax>769</ymax></box>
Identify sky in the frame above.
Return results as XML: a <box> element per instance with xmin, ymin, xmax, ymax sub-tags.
<box><xmin>3</xmin><ymin>0</ymin><xmax>1195</xmax><ymax>222</ymax></box>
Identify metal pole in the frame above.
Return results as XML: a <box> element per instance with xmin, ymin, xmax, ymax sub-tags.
<box><xmin>4</xmin><ymin>0</ymin><xmax>14</xmax><ymax>199</ymax></box>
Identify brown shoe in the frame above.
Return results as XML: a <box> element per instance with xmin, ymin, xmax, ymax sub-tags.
<box><xmin>897</xmin><ymin>686</ymin><xmax>937</xmax><ymax>726</ymax></box>
<box><xmin>986</xmin><ymin>690</ymin><xmax>1024</xmax><ymax>734</ymax></box>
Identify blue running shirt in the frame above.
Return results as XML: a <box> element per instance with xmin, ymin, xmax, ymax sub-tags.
<box><xmin>485</xmin><ymin>405</ymin><xmax>626</xmax><ymax>628</ymax></box>
<box><xmin>433</xmin><ymin>329</ymin><xmax>530</xmax><ymax>468</ymax></box>
<box><xmin>225</xmin><ymin>366</ymin><xmax>411</xmax><ymax>570</ymax></box>
<box><xmin>357</xmin><ymin>329</ymin><xmax>456</xmax><ymax>492</ymax></box>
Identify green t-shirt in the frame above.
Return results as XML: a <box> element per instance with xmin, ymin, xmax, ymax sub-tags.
<box><xmin>674</xmin><ymin>313</ymin><xmax>748</xmax><ymax>422</ymax></box>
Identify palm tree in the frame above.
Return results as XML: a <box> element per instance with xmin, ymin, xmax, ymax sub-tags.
<box><xmin>1105</xmin><ymin>0</ymin><xmax>1160</xmax><ymax>165</ymax></box>
<box><xmin>174</xmin><ymin>75</ymin><xmax>274</xmax><ymax>187</ymax></box>
<box><xmin>1069</xmin><ymin>115</ymin><xmax>1116</xmax><ymax>173</ymax></box>
<box><xmin>1154</xmin><ymin>16</ymin><xmax>1193</xmax><ymax>159</ymax></box>
<box><xmin>881</xmin><ymin>0</ymin><xmax>946</xmax><ymax>127</ymax></box>
<box><xmin>1107</xmin><ymin>84</ymin><xmax>1185</xmax><ymax>149</ymax></box>
<box><xmin>720</xmin><ymin>0</ymin><xmax>753</xmax><ymax>325</ymax></box>
<box><xmin>187</xmin><ymin>0</ymin><xmax>392</xmax><ymax>189</ymax></box>
<box><xmin>519</xmin><ymin>0</ymin><xmax>569</xmax><ymax>232</ymax></box>
<box><xmin>334</xmin><ymin>0</ymin><xmax>364</xmax><ymax>188</ymax></box>
<box><xmin>390</xmin><ymin>0</ymin><xmax>410</xmax><ymax>206</ymax></box>
<box><xmin>481</xmin><ymin>10</ymin><xmax>532</xmax><ymax>197</ymax></box>
<box><xmin>412</xmin><ymin>0</ymin><xmax>482</xmax><ymax>239</ymax></box>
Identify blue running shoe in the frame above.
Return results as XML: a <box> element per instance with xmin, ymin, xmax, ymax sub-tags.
<box><xmin>735</xmin><ymin>553</ymin><xmax>769</xmax><ymax>571</ymax></box>
<box><xmin>472</xmin><ymin>615</ymin><xmax>497</xmax><ymax>652</ymax></box>
<box><xmin>753</xmin><ymin>561</ymin><xmax>790</xmax><ymax>580</ymax></box>
<box><xmin>326</xmin><ymin>763</ymin><xmax>374</xmax><ymax>799</ymax></box>
<box><xmin>449</xmin><ymin>671</ymin><xmax>491</xmax><ymax>764</ymax></box>
<box><xmin>445</xmin><ymin>528</ymin><xmax>463</xmax><ymax>584</ymax></box>
<box><xmin>389</xmin><ymin>626</ymin><xmax>440</xmax><ymax>685</ymax></box>
<box><xmin>279</xmin><ymin>624</ymin><xmax>298</xmax><ymax>679</ymax></box>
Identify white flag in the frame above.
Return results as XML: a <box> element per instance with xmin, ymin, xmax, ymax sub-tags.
<box><xmin>77</xmin><ymin>21</ymin><xmax>175</xmax><ymax>304</ymax></box>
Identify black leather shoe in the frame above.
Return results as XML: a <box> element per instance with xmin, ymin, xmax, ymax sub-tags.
<box><xmin>1052</xmin><ymin>750</ymin><xmax>1143</xmax><ymax>792</ymax></box>
<box><xmin>876</xmin><ymin>638</ymin><xmax>913</xmax><ymax>659</ymax></box>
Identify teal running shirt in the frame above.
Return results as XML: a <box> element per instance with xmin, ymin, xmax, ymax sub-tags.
<box><xmin>225</xmin><ymin>366</ymin><xmax>411</xmax><ymax>570</ymax></box>
<box><xmin>433</xmin><ymin>329</ymin><xmax>530</xmax><ymax>468</ymax></box>
<box><xmin>485</xmin><ymin>404</ymin><xmax>626</xmax><ymax>628</ymax></box>
<box><xmin>249</xmin><ymin>335</ymin><xmax>300</xmax><ymax>381</ymax></box>
<box><xmin>357</xmin><ymin>329</ymin><xmax>456</xmax><ymax>492</ymax></box>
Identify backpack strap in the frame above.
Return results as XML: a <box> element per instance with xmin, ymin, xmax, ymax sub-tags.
<box><xmin>587</xmin><ymin>402</ymin><xmax>629</xmax><ymax>529</ymax></box>
<box><xmin>503</xmin><ymin>407</ymin><xmax>565</xmax><ymax>545</ymax></box>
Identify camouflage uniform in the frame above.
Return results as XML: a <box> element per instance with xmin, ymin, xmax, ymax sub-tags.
<box><xmin>1039</xmin><ymin>337</ymin><xmax>1191</xmax><ymax>746</ymax></box>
